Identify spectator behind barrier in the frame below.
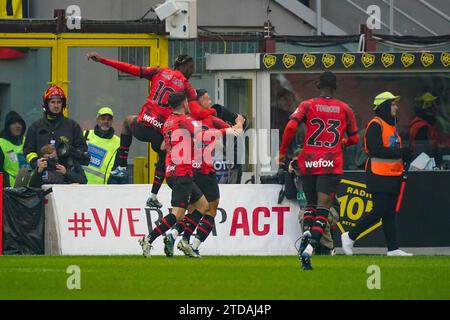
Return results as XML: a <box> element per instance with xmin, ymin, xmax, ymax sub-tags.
<box><xmin>0</xmin><ymin>111</ymin><xmax>29</xmax><ymax>187</ymax></box>
<box><xmin>83</xmin><ymin>107</ymin><xmax>120</xmax><ymax>184</ymax></box>
<box><xmin>29</xmin><ymin>144</ymin><xmax>87</xmax><ymax>188</ymax></box>
<box><xmin>409</xmin><ymin>92</ymin><xmax>450</xmax><ymax>168</ymax></box>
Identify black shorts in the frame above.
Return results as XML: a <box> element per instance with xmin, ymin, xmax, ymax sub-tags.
<box><xmin>194</xmin><ymin>172</ymin><xmax>220</xmax><ymax>202</ymax></box>
<box><xmin>130</xmin><ymin>118</ymin><xmax>164</xmax><ymax>153</ymax></box>
<box><xmin>166</xmin><ymin>175</ymin><xmax>204</xmax><ymax>209</ymax></box>
<box><xmin>301</xmin><ymin>174</ymin><xmax>341</xmax><ymax>196</ymax></box>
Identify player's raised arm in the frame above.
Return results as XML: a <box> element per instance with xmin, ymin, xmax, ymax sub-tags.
<box><xmin>188</xmin><ymin>100</ymin><xmax>215</xmax><ymax>120</ymax></box>
<box><xmin>278</xmin><ymin>101</ymin><xmax>308</xmax><ymax>164</ymax></box>
<box><xmin>86</xmin><ymin>51</ymin><xmax>141</xmax><ymax>77</ymax></box>
<box><xmin>278</xmin><ymin>119</ymin><xmax>299</xmax><ymax>164</ymax></box>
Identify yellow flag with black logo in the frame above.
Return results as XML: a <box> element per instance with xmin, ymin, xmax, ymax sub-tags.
<box><xmin>0</xmin><ymin>0</ymin><xmax>28</xmax><ymax>60</ymax></box>
<box><xmin>0</xmin><ymin>0</ymin><xmax>23</xmax><ymax>19</ymax></box>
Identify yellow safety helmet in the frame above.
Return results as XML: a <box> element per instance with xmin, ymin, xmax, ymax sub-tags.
<box><xmin>373</xmin><ymin>91</ymin><xmax>400</xmax><ymax>110</ymax></box>
<box><xmin>415</xmin><ymin>92</ymin><xmax>437</xmax><ymax>103</ymax></box>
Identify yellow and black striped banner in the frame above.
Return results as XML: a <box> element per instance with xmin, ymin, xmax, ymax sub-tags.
<box><xmin>261</xmin><ymin>52</ymin><xmax>450</xmax><ymax>71</ymax></box>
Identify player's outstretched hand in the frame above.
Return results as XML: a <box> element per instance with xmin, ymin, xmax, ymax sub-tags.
<box><xmin>87</xmin><ymin>52</ymin><xmax>102</xmax><ymax>62</ymax></box>
<box><xmin>235</xmin><ymin>114</ymin><xmax>245</xmax><ymax>125</ymax></box>
<box><xmin>226</xmin><ymin>127</ymin><xmax>242</xmax><ymax>137</ymax></box>
<box><xmin>232</xmin><ymin>126</ymin><xmax>244</xmax><ymax>136</ymax></box>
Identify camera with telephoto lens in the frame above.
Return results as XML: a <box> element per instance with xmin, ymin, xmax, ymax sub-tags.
<box><xmin>46</xmin><ymin>156</ymin><xmax>58</xmax><ymax>171</ymax></box>
<box><xmin>57</xmin><ymin>142</ymin><xmax>91</xmax><ymax>166</ymax></box>
<box><xmin>260</xmin><ymin>168</ymin><xmax>286</xmax><ymax>184</ymax></box>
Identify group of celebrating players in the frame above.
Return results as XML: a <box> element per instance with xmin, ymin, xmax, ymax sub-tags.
<box><xmin>88</xmin><ymin>52</ymin><xmax>411</xmax><ymax>269</ymax></box>
<box><xmin>87</xmin><ymin>52</ymin><xmax>245</xmax><ymax>258</ymax></box>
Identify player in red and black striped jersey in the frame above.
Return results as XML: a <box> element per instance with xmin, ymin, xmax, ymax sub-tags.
<box><xmin>138</xmin><ymin>92</ymin><xmax>207</xmax><ymax>257</ymax></box>
<box><xmin>279</xmin><ymin>71</ymin><xmax>359</xmax><ymax>270</ymax></box>
<box><xmin>139</xmin><ymin>92</ymin><xmax>239</xmax><ymax>257</ymax></box>
<box><xmin>165</xmin><ymin>89</ymin><xmax>245</xmax><ymax>258</ymax></box>
<box><xmin>87</xmin><ymin>53</ymin><xmax>215</xmax><ymax>209</ymax></box>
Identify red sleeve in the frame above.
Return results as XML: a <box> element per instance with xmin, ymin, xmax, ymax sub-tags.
<box><xmin>99</xmin><ymin>57</ymin><xmax>141</xmax><ymax>77</ymax></box>
<box><xmin>179</xmin><ymin>117</ymin><xmax>196</xmax><ymax>138</ymax></box>
<box><xmin>189</xmin><ymin>101</ymin><xmax>215</xmax><ymax>120</ymax></box>
<box><xmin>289</xmin><ymin>101</ymin><xmax>309</xmax><ymax>123</ymax></box>
<box><xmin>180</xmin><ymin>117</ymin><xmax>227</xmax><ymax>139</ymax></box>
<box><xmin>211</xmin><ymin>116</ymin><xmax>231</xmax><ymax>129</ymax></box>
<box><xmin>345</xmin><ymin>106</ymin><xmax>359</xmax><ymax>138</ymax></box>
<box><xmin>343</xmin><ymin>134</ymin><xmax>359</xmax><ymax>147</ymax></box>
<box><xmin>185</xmin><ymin>81</ymin><xmax>197</xmax><ymax>101</ymax></box>
<box><xmin>347</xmin><ymin>131</ymin><xmax>359</xmax><ymax>146</ymax></box>
<box><xmin>279</xmin><ymin>119</ymin><xmax>299</xmax><ymax>155</ymax></box>
<box><xmin>140</xmin><ymin>66</ymin><xmax>160</xmax><ymax>80</ymax></box>
<box><xmin>201</xmin><ymin>128</ymin><xmax>226</xmax><ymax>141</ymax></box>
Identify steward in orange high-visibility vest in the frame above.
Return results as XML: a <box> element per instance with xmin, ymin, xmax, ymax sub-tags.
<box><xmin>341</xmin><ymin>91</ymin><xmax>412</xmax><ymax>257</ymax></box>
<box><xmin>364</xmin><ymin>116</ymin><xmax>404</xmax><ymax>176</ymax></box>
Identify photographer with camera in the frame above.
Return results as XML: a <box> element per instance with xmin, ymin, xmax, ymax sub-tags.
<box><xmin>260</xmin><ymin>123</ymin><xmax>304</xmax><ymax>204</ymax></box>
<box><xmin>24</xmin><ymin>86</ymin><xmax>89</xmax><ymax>172</ymax></box>
<box><xmin>29</xmin><ymin>144</ymin><xmax>87</xmax><ymax>188</ymax></box>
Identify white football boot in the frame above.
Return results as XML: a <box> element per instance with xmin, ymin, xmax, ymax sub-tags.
<box><xmin>341</xmin><ymin>232</ymin><xmax>354</xmax><ymax>256</ymax></box>
<box><xmin>387</xmin><ymin>249</ymin><xmax>413</xmax><ymax>256</ymax></box>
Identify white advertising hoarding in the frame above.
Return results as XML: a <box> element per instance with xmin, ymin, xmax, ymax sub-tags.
<box><xmin>45</xmin><ymin>184</ymin><xmax>301</xmax><ymax>255</ymax></box>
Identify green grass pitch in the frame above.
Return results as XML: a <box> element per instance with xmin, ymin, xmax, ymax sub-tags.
<box><xmin>0</xmin><ymin>255</ymin><xmax>449</xmax><ymax>300</ymax></box>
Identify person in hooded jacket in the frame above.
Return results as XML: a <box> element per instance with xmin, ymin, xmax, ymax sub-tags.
<box><xmin>0</xmin><ymin>111</ymin><xmax>28</xmax><ymax>187</ymax></box>
<box><xmin>341</xmin><ymin>92</ymin><xmax>412</xmax><ymax>257</ymax></box>
<box><xmin>23</xmin><ymin>86</ymin><xmax>88</xmax><ymax>172</ymax></box>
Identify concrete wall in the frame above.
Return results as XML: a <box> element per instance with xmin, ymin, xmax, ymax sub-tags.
<box><xmin>30</xmin><ymin>0</ymin><xmax>158</xmax><ymax>20</ymax></box>
<box><xmin>30</xmin><ymin>0</ymin><xmax>314</xmax><ymax>35</ymax></box>
<box><xmin>29</xmin><ymin>0</ymin><xmax>449</xmax><ymax>36</ymax></box>
<box><xmin>67</xmin><ymin>47</ymin><xmax>149</xmax><ymax>159</ymax></box>
<box><xmin>315</xmin><ymin>0</ymin><xmax>450</xmax><ymax>36</ymax></box>
<box><xmin>0</xmin><ymin>48</ymin><xmax>51</xmax><ymax>128</ymax></box>
<box><xmin>196</xmin><ymin>0</ymin><xmax>314</xmax><ymax>35</ymax></box>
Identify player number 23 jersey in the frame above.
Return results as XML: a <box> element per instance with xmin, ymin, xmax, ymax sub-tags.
<box><xmin>290</xmin><ymin>97</ymin><xmax>358</xmax><ymax>174</ymax></box>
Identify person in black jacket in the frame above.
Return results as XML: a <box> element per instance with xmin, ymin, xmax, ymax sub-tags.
<box><xmin>0</xmin><ymin>111</ymin><xmax>28</xmax><ymax>187</ymax></box>
<box><xmin>29</xmin><ymin>144</ymin><xmax>87</xmax><ymax>188</ymax></box>
<box><xmin>23</xmin><ymin>86</ymin><xmax>88</xmax><ymax>170</ymax></box>
<box><xmin>210</xmin><ymin>102</ymin><xmax>248</xmax><ymax>184</ymax></box>
<box><xmin>341</xmin><ymin>92</ymin><xmax>412</xmax><ymax>256</ymax></box>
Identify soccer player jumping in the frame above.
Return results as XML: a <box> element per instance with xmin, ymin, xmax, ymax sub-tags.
<box><xmin>278</xmin><ymin>71</ymin><xmax>359</xmax><ymax>270</ymax></box>
<box><xmin>87</xmin><ymin>52</ymin><xmax>215</xmax><ymax>208</ymax></box>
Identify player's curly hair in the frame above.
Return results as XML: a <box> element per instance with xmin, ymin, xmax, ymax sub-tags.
<box><xmin>173</xmin><ymin>54</ymin><xmax>193</xmax><ymax>69</ymax></box>
<box><xmin>196</xmin><ymin>88</ymin><xmax>208</xmax><ymax>100</ymax></box>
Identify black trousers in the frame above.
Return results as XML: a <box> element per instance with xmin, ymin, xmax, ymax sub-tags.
<box><xmin>349</xmin><ymin>192</ymin><xmax>399</xmax><ymax>251</ymax></box>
